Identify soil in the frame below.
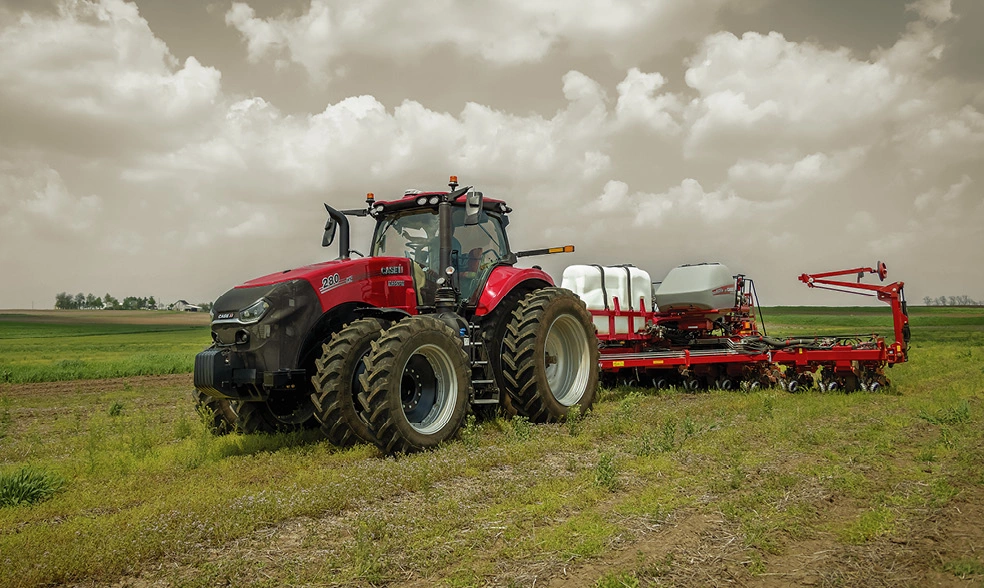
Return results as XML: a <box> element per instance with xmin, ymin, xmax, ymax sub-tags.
<box><xmin>0</xmin><ymin>309</ymin><xmax>209</xmax><ymax>326</ymax></box>
<box><xmin>0</xmin><ymin>373</ymin><xmax>194</xmax><ymax>399</ymax></box>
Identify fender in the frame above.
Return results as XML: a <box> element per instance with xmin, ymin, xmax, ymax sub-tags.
<box><xmin>474</xmin><ymin>266</ymin><xmax>553</xmax><ymax>316</ymax></box>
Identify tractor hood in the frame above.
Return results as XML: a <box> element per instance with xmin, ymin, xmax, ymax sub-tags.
<box><xmin>239</xmin><ymin>259</ymin><xmax>352</xmax><ymax>289</ymax></box>
<box><xmin>219</xmin><ymin>256</ymin><xmax>419</xmax><ymax>318</ymax></box>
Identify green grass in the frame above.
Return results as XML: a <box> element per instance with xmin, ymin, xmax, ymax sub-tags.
<box><xmin>0</xmin><ymin>307</ymin><xmax>982</xmax><ymax>586</ymax></box>
<box><xmin>0</xmin><ymin>319</ymin><xmax>209</xmax><ymax>383</ymax></box>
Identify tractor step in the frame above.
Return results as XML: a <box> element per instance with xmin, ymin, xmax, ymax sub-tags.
<box><xmin>472</xmin><ymin>379</ymin><xmax>495</xmax><ymax>385</ymax></box>
<box><xmin>472</xmin><ymin>398</ymin><xmax>499</xmax><ymax>405</ymax></box>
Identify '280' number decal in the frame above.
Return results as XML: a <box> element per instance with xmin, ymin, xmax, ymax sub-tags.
<box><xmin>322</xmin><ymin>274</ymin><xmax>340</xmax><ymax>289</ymax></box>
<box><xmin>320</xmin><ymin>273</ymin><xmax>352</xmax><ymax>294</ymax></box>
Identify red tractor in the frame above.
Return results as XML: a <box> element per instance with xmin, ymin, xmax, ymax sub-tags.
<box><xmin>194</xmin><ymin>177</ymin><xmax>599</xmax><ymax>454</ymax></box>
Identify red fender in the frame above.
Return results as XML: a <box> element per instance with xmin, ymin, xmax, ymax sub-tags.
<box><xmin>474</xmin><ymin>266</ymin><xmax>554</xmax><ymax>316</ymax></box>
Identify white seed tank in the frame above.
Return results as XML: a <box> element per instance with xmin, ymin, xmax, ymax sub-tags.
<box><xmin>561</xmin><ymin>265</ymin><xmax>652</xmax><ymax>335</ymax></box>
<box><xmin>654</xmin><ymin>262</ymin><xmax>736</xmax><ymax>313</ymax></box>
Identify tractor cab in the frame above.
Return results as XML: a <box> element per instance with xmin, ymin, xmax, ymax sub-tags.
<box><xmin>369</xmin><ymin>201</ymin><xmax>512</xmax><ymax>307</ymax></box>
<box><xmin>323</xmin><ymin>176</ymin><xmax>517</xmax><ymax>315</ymax></box>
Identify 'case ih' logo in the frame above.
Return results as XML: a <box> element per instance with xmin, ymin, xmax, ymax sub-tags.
<box><xmin>711</xmin><ymin>285</ymin><xmax>736</xmax><ymax>296</ymax></box>
<box><xmin>381</xmin><ymin>265</ymin><xmax>403</xmax><ymax>275</ymax></box>
<box><xmin>216</xmin><ymin>312</ymin><xmax>235</xmax><ymax>320</ymax></box>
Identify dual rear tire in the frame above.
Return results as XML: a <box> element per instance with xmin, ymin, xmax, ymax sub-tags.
<box><xmin>308</xmin><ymin>287</ymin><xmax>599</xmax><ymax>455</ymax></box>
<box><xmin>502</xmin><ymin>288</ymin><xmax>599</xmax><ymax>423</ymax></box>
<box><xmin>359</xmin><ymin>316</ymin><xmax>471</xmax><ymax>454</ymax></box>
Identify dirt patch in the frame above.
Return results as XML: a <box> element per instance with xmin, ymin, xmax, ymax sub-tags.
<box><xmin>0</xmin><ymin>373</ymin><xmax>193</xmax><ymax>399</ymax></box>
<box><xmin>0</xmin><ymin>309</ymin><xmax>209</xmax><ymax>326</ymax></box>
<box><xmin>543</xmin><ymin>510</ymin><xmax>745</xmax><ymax>587</ymax></box>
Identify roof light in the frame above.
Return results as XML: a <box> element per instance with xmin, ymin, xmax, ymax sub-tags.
<box><xmin>428</xmin><ymin>195</ymin><xmax>440</xmax><ymax>205</ymax></box>
<box><xmin>404</xmin><ymin>189</ymin><xmax>421</xmax><ymax>195</ymax></box>
<box><xmin>449</xmin><ymin>176</ymin><xmax>458</xmax><ymax>184</ymax></box>
<box><xmin>374</xmin><ymin>204</ymin><xmax>384</xmax><ymax>213</ymax></box>
<box><xmin>416</xmin><ymin>196</ymin><xmax>428</xmax><ymax>205</ymax></box>
<box><xmin>366</xmin><ymin>192</ymin><xmax>374</xmax><ymax>204</ymax></box>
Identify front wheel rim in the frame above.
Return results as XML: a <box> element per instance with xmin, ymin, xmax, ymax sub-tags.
<box><xmin>543</xmin><ymin>315</ymin><xmax>592</xmax><ymax>406</ymax></box>
<box><xmin>400</xmin><ymin>343</ymin><xmax>458</xmax><ymax>434</ymax></box>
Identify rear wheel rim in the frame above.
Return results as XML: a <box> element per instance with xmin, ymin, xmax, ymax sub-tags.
<box><xmin>400</xmin><ymin>343</ymin><xmax>458</xmax><ymax>434</ymax></box>
<box><xmin>544</xmin><ymin>315</ymin><xmax>592</xmax><ymax>406</ymax></box>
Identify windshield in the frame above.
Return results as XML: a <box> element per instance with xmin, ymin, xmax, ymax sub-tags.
<box><xmin>371</xmin><ymin>207</ymin><xmax>510</xmax><ymax>301</ymax></box>
<box><xmin>371</xmin><ymin>209</ymin><xmax>441</xmax><ymax>269</ymax></box>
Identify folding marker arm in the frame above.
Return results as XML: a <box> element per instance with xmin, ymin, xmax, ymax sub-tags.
<box><xmin>798</xmin><ymin>261</ymin><xmax>909</xmax><ymax>358</ymax></box>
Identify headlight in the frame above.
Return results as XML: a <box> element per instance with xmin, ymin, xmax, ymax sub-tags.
<box><xmin>239</xmin><ymin>299</ymin><xmax>270</xmax><ymax>324</ymax></box>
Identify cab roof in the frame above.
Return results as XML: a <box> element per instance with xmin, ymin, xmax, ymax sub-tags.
<box><xmin>372</xmin><ymin>190</ymin><xmax>511</xmax><ymax>214</ymax></box>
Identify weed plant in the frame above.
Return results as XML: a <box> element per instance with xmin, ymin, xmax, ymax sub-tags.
<box><xmin>0</xmin><ymin>466</ymin><xmax>65</xmax><ymax>507</ymax></box>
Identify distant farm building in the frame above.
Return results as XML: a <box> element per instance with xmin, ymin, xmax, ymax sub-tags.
<box><xmin>172</xmin><ymin>300</ymin><xmax>202</xmax><ymax>312</ymax></box>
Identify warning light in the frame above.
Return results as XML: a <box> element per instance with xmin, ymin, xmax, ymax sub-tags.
<box><xmin>366</xmin><ymin>192</ymin><xmax>375</xmax><ymax>204</ymax></box>
<box><xmin>449</xmin><ymin>176</ymin><xmax>458</xmax><ymax>184</ymax></box>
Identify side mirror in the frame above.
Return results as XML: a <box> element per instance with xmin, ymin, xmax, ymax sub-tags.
<box><xmin>464</xmin><ymin>190</ymin><xmax>483</xmax><ymax>226</ymax></box>
<box><xmin>322</xmin><ymin>216</ymin><xmax>337</xmax><ymax>247</ymax></box>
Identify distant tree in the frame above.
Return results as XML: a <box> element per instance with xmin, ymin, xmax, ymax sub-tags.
<box><xmin>924</xmin><ymin>295</ymin><xmax>982</xmax><ymax>307</ymax></box>
<box><xmin>199</xmin><ymin>302</ymin><xmax>213</xmax><ymax>313</ymax></box>
<box><xmin>104</xmin><ymin>293</ymin><xmax>119</xmax><ymax>309</ymax></box>
<box><xmin>148</xmin><ymin>296</ymin><xmax>156</xmax><ymax>310</ymax></box>
<box><xmin>55</xmin><ymin>292</ymin><xmax>72</xmax><ymax>309</ymax></box>
<box><xmin>73</xmin><ymin>293</ymin><xmax>85</xmax><ymax>309</ymax></box>
<box><xmin>84</xmin><ymin>293</ymin><xmax>98</xmax><ymax>309</ymax></box>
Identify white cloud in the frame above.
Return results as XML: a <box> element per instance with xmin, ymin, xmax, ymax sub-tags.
<box><xmin>683</xmin><ymin>31</ymin><xmax>904</xmax><ymax>159</ymax></box>
<box><xmin>0</xmin><ymin>164</ymin><xmax>101</xmax><ymax>234</ymax></box>
<box><xmin>726</xmin><ymin>147</ymin><xmax>868</xmax><ymax>201</ymax></box>
<box><xmin>1</xmin><ymin>0</ymin><xmax>983</xmax><ymax>308</ymax></box>
<box><xmin>225</xmin><ymin>0</ymin><xmax>731</xmax><ymax>79</ymax></box>
<box><xmin>0</xmin><ymin>0</ymin><xmax>221</xmax><ymax>156</ymax></box>
<box><xmin>615</xmin><ymin>68</ymin><xmax>683</xmax><ymax>135</ymax></box>
<box><xmin>139</xmin><ymin>68</ymin><xmax>615</xmax><ymax>204</ymax></box>
<box><xmin>905</xmin><ymin>0</ymin><xmax>955</xmax><ymax>24</ymax></box>
<box><xmin>592</xmin><ymin>177</ymin><xmax>774</xmax><ymax>227</ymax></box>
<box><xmin>913</xmin><ymin>174</ymin><xmax>973</xmax><ymax>211</ymax></box>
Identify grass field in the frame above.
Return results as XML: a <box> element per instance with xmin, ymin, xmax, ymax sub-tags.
<box><xmin>0</xmin><ymin>311</ymin><xmax>210</xmax><ymax>384</ymax></box>
<box><xmin>0</xmin><ymin>307</ymin><xmax>982</xmax><ymax>587</ymax></box>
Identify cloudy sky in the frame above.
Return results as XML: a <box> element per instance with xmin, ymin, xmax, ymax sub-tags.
<box><xmin>0</xmin><ymin>0</ymin><xmax>981</xmax><ymax>309</ymax></box>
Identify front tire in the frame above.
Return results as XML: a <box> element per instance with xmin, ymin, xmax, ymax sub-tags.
<box><xmin>361</xmin><ymin>316</ymin><xmax>471</xmax><ymax>455</ymax></box>
<box><xmin>501</xmin><ymin>287</ymin><xmax>599</xmax><ymax>422</ymax></box>
<box><xmin>193</xmin><ymin>389</ymin><xmax>237</xmax><ymax>435</ymax></box>
<box><xmin>310</xmin><ymin>318</ymin><xmax>388</xmax><ymax>447</ymax></box>
<box><xmin>232</xmin><ymin>393</ymin><xmax>319</xmax><ymax>434</ymax></box>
